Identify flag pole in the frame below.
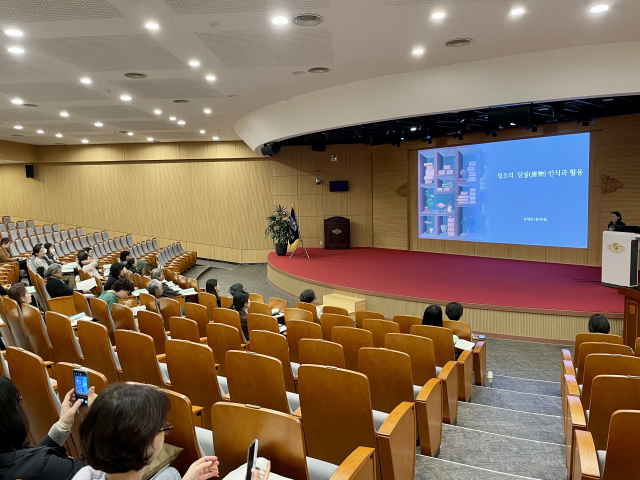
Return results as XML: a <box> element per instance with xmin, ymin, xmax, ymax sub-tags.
<box><xmin>288</xmin><ymin>203</ymin><xmax>310</xmax><ymax>259</ymax></box>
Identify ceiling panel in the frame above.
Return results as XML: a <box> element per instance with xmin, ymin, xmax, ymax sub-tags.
<box><xmin>107</xmin><ymin>78</ymin><xmax>225</xmax><ymax>99</ymax></box>
<box><xmin>164</xmin><ymin>0</ymin><xmax>329</xmax><ymax>14</ymax></box>
<box><xmin>110</xmin><ymin>120</ymin><xmax>185</xmax><ymax>131</ymax></box>
<box><xmin>0</xmin><ymin>82</ymin><xmax>110</xmax><ymax>102</ymax></box>
<box><xmin>0</xmin><ymin>52</ymin><xmax>43</xmax><ymax>75</ymax></box>
<box><xmin>0</xmin><ymin>108</ymin><xmax>58</xmax><ymax>122</ymax></box>
<box><xmin>196</xmin><ymin>29</ymin><xmax>333</xmax><ymax>68</ymax></box>
<box><xmin>25</xmin><ymin>34</ymin><xmax>187</xmax><ymax>72</ymax></box>
<box><xmin>384</xmin><ymin>0</ymin><xmax>509</xmax><ymax>3</ymax></box>
<box><xmin>35</xmin><ymin>123</ymin><xmax>98</xmax><ymax>133</ymax></box>
<box><xmin>77</xmin><ymin>134</ymin><xmax>140</xmax><ymax>142</ymax></box>
<box><xmin>65</xmin><ymin>105</ymin><xmax>155</xmax><ymax>119</ymax></box>
<box><xmin>151</xmin><ymin>131</ymin><xmax>207</xmax><ymax>140</ymax></box>
<box><xmin>0</xmin><ymin>0</ymin><xmax>124</xmax><ymax>23</ymax></box>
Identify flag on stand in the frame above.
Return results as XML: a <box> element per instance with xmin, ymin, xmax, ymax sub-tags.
<box><xmin>288</xmin><ymin>203</ymin><xmax>300</xmax><ymax>248</ymax></box>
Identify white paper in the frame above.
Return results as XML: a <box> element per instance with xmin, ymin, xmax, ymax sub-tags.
<box><xmin>132</xmin><ymin>289</ymin><xmax>148</xmax><ymax>297</ymax></box>
<box><xmin>179</xmin><ymin>288</ymin><xmax>197</xmax><ymax>296</ymax></box>
<box><xmin>271</xmin><ymin>308</ymin><xmax>279</xmax><ymax>315</ymax></box>
<box><xmin>131</xmin><ymin>305</ymin><xmax>147</xmax><ymax>316</ymax></box>
<box><xmin>75</xmin><ymin>278</ymin><xmax>97</xmax><ymax>291</ymax></box>
<box><xmin>26</xmin><ymin>286</ymin><xmax>36</xmax><ymax>294</ymax></box>
<box><xmin>455</xmin><ymin>339</ymin><xmax>476</xmax><ymax>351</ymax></box>
<box><xmin>279</xmin><ymin>325</ymin><xmax>287</xmax><ymax>333</ymax></box>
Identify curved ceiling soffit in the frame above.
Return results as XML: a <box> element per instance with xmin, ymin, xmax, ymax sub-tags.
<box><xmin>235</xmin><ymin>41</ymin><xmax>640</xmax><ymax>153</ymax></box>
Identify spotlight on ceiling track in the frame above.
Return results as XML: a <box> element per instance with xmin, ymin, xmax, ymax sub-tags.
<box><xmin>352</xmin><ymin>126</ymin><xmax>362</xmax><ymax>139</ymax></box>
<box><xmin>579</xmin><ymin>115</ymin><xmax>594</xmax><ymax>127</ymax></box>
<box><xmin>525</xmin><ymin>124</ymin><xmax>538</xmax><ymax>133</ymax></box>
<box><xmin>261</xmin><ymin>142</ymin><xmax>282</xmax><ymax>157</ymax></box>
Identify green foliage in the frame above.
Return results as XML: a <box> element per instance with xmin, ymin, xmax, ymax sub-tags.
<box><xmin>265</xmin><ymin>204</ymin><xmax>290</xmax><ymax>246</ymax></box>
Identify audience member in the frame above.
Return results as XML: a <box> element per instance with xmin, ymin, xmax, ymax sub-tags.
<box><xmin>120</xmin><ymin>250</ymin><xmax>131</xmax><ymax>263</ymax></box>
<box><xmin>0</xmin><ymin>237</ymin><xmax>27</xmax><ymax>271</ymax></box>
<box><xmin>99</xmin><ymin>278</ymin><xmax>134</xmax><ymax>314</ymax></box>
<box><xmin>135</xmin><ymin>259</ymin><xmax>148</xmax><ymax>275</ymax></box>
<box><xmin>229</xmin><ymin>283</ymin><xmax>245</xmax><ymax>296</ymax></box>
<box><xmin>150</xmin><ymin>268</ymin><xmax>178</xmax><ymax>297</ymax></box>
<box><xmin>139</xmin><ymin>262</ymin><xmax>155</xmax><ymax>277</ymax></box>
<box><xmin>445</xmin><ymin>302</ymin><xmax>464</xmax><ymax>321</ymax></box>
<box><xmin>45</xmin><ymin>242</ymin><xmax>76</xmax><ymax>287</ymax></box>
<box><xmin>45</xmin><ymin>264</ymin><xmax>90</xmax><ymax>298</ymax></box>
<box><xmin>300</xmin><ymin>288</ymin><xmax>322</xmax><ymax>319</ymax></box>
<box><xmin>78</xmin><ymin>251</ymin><xmax>100</xmax><ymax>279</ymax></box>
<box><xmin>422</xmin><ymin>304</ymin><xmax>443</xmax><ymax>327</ymax></box>
<box><xmin>0</xmin><ymin>377</ymin><xmax>95</xmax><ymax>479</ymax></box>
<box><xmin>8</xmin><ymin>283</ymin><xmax>32</xmax><ymax>307</ymax></box>
<box><xmin>124</xmin><ymin>258</ymin><xmax>137</xmax><ymax>273</ymax></box>
<box><xmin>147</xmin><ymin>279</ymin><xmax>164</xmax><ymax>312</ymax></box>
<box><xmin>205</xmin><ymin>279</ymin><xmax>221</xmax><ymax>307</ymax></box>
<box><xmin>0</xmin><ymin>284</ymin><xmax>7</xmax><ymax>296</ymax></box>
<box><xmin>104</xmin><ymin>262</ymin><xmax>125</xmax><ymax>291</ymax></box>
<box><xmin>607</xmin><ymin>211</ymin><xmax>625</xmax><ymax>231</ymax></box>
<box><xmin>31</xmin><ymin>243</ymin><xmax>49</xmax><ymax>276</ymax></box>
<box><xmin>76</xmin><ymin>382</ymin><xmax>219</xmax><ymax>480</ymax></box>
<box><xmin>588</xmin><ymin>313</ymin><xmax>610</xmax><ymax>334</ymax></box>
<box><xmin>231</xmin><ymin>290</ymin><xmax>250</xmax><ymax>341</ymax></box>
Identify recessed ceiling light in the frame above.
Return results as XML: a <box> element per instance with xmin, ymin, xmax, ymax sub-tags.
<box><xmin>169</xmin><ymin>116</ymin><xmax>176</xmax><ymax>121</ymax></box>
<box><xmin>177</xmin><ymin>120</ymin><xmax>186</xmax><ymax>125</ymax></box>
<box><xmin>4</xmin><ymin>29</ymin><xmax>23</xmax><ymax>37</ymax></box>
<box><xmin>412</xmin><ymin>48</ymin><xmax>425</xmax><ymax>55</ymax></box>
<box><xmin>212</xmin><ymin>136</ymin><xmax>219</xmax><ymax>141</ymax></box>
<box><xmin>80</xmin><ymin>77</ymin><xmax>92</xmax><ymax>84</ymax></box>
<box><xmin>510</xmin><ymin>8</ymin><xmax>525</xmax><ymax>16</ymax></box>
<box><xmin>203</xmin><ymin>108</ymin><xmax>211</xmax><ymax>114</ymax></box>
<box><xmin>81</xmin><ymin>139</ymin><xmax>89</xmax><ymax>144</ymax></box>
<box><xmin>145</xmin><ymin>22</ymin><xmax>159</xmax><ymax>30</ymax></box>
<box><xmin>153</xmin><ymin>109</ymin><xmax>162</xmax><ymax>114</ymax></box>
<box><xmin>127</xmin><ymin>132</ymin><xmax>134</xmax><ymax>136</ymax></box>
<box><xmin>206</xmin><ymin>74</ymin><xmax>216</xmax><ymax>81</ymax></box>
<box><xmin>272</xmin><ymin>16</ymin><xmax>289</xmax><ymax>25</ymax></box>
<box><xmin>7</xmin><ymin>47</ymin><xmax>24</xmax><ymax>54</ymax></box>
<box><xmin>147</xmin><ymin>137</ymin><xmax>154</xmax><ymax>141</ymax></box>
<box><xmin>431</xmin><ymin>12</ymin><xmax>445</xmax><ymax>19</ymax></box>
<box><xmin>60</xmin><ymin>111</ymin><xmax>69</xmax><ymax>117</ymax></box>
<box><xmin>56</xmin><ymin>133</ymin><xmax>63</xmax><ymax>138</ymax></box>
<box><xmin>11</xmin><ymin>98</ymin><xmax>23</xmax><ymax>105</ymax></box>
<box><xmin>410</xmin><ymin>127</ymin><xmax>417</xmax><ymax>131</ymax></box>
<box><xmin>188</xmin><ymin>59</ymin><xmax>200</xmax><ymax>67</ymax></box>
<box><xmin>94</xmin><ymin>122</ymin><xmax>103</xmax><ymax>127</ymax></box>
<box><xmin>590</xmin><ymin>4</ymin><xmax>609</xmax><ymax>13</ymax></box>
<box><xmin>199</xmin><ymin>129</ymin><xmax>206</xmax><ymax>134</ymax></box>
<box><xmin>36</xmin><ymin>129</ymin><xmax>44</xmax><ymax>134</ymax></box>
<box><xmin>14</xmin><ymin>125</ymin><xmax>23</xmax><ymax>130</ymax></box>
<box><xmin>120</xmin><ymin>94</ymin><xmax>132</xmax><ymax>101</ymax></box>
<box><xmin>510</xmin><ymin>122</ymin><xmax>516</xmax><ymax>126</ymax></box>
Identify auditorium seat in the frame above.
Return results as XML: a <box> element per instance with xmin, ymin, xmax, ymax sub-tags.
<box><xmin>226</xmin><ymin>350</ymin><xmax>299</xmax><ymax>414</ymax></box>
<box><xmin>268</xmin><ymin>297</ymin><xmax>289</xmax><ymax>313</ymax></box>
<box><xmin>298</xmin><ymin>338</ymin><xmax>346</xmax><ymax>369</ymax></box>
<box><xmin>158</xmin><ymin>297</ymin><xmax>182</xmax><ymax>330</ymax></box>
<box><xmin>76</xmin><ymin>320</ymin><xmax>122</xmax><ymax>385</ymax></box>
<box><xmin>197</xmin><ymin>292</ymin><xmax>217</xmax><ymax>322</ymax></box>
<box><xmin>250</xmin><ymin>293</ymin><xmax>266</xmax><ymax>304</ymax></box>
<box><xmin>358</xmin><ymin>347</ymin><xmax>443</xmax><ymax>457</ymax></box>
<box><xmin>183</xmin><ymin>303</ymin><xmax>209</xmax><ymax>337</ymax></box>
<box><xmin>89</xmin><ymin>297</ymin><xmax>117</xmax><ymax>342</ymax></box>
<box><xmin>111</xmin><ymin>303</ymin><xmax>138</xmax><ymax>331</ymax></box>
<box><xmin>392</xmin><ymin>315</ymin><xmax>422</xmax><ymax>334</ymax></box>
<box><xmin>362</xmin><ymin>318</ymin><xmax>400</xmax><ymax>348</ymax></box>
<box><xmin>206</xmin><ymin>322</ymin><xmax>243</xmax><ymax>377</ymax></box>
<box><xmin>320</xmin><ymin>313</ymin><xmax>354</xmax><ymax>341</ymax></box>
<box><xmin>165</xmin><ymin>339</ymin><xmax>226</xmax><ymax>430</ymax></box>
<box><xmin>249</xmin><ymin>330</ymin><xmax>298</xmax><ymax>393</ymax></box>
<box><xmin>248</xmin><ymin>301</ymin><xmax>272</xmax><ymax>316</ymax></box>
<box><xmin>46</xmin><ymin>311</ymin><xmax>84</xmax><ymax>365</ymax></box>
<box><xmin>323</xmin><ymin>305</ymin><xmax>349</xmax><ymax>316</ymax></box>
<box><xmin>331</xmin><ymin>326</ymin><xmax>374</xmax><ymax>371</ymax></box>
<box><xmin>169</xmin><ymin>316</ymin><xmax>205</xmax><ymax>343</ymax></box>
<box><xmin>247</xmin><ymin>312</ymin><xmax>280</xmax><ymax>334</ymax></box>
<box><xmin>285</xmin><ymin>307</ymin><xmax>314</xmax><ymax>323</ymax></box>
<box><xmin>574</xmin><ymin>342</ymin><xmax>632</xmax><ymax>384</ymax></box>
<box><xmin>297</xmin><ymin>364</ymin><xmax>416</xmax><ymax>480</ymax></box>
<box><xmin>114</xmin><ymin>330</ymin><xmax>169</xmax><ymax>387</ymax></box>
<box><xmin>213</xmin><ymin>307</ymin><xmax>246</xmax><ymax>344</ymax></box>
<box><xmin>562</xmin><ymin>333</ymin><xmax>623</xmax><ymax>378</ymax></box>
<box><xmin>2</xmin><ymin>296</ymin><xmax>33</xmax><ymax>351</ymax></box>
<box><xmin>137</xmin><ymin>310</ymin><xmax>169</xmax><ymax>355</ymax></box>
<box><xmin>355</xmin><ymin>310</ymin><xmax>385</xmax><ymax>329</ymax></box>
<box><xmin>293</xmin><ymin>301</ymin><xmax>319</xmax><ymax>323</ymax></box>
<box><xmin>286</xmin><ymin>319</ymin><xmax>322</xmax><ymax>364</ymax></box>
<box><xmin>21</xmin><ymin>304</ymin><xmax>54</xmax><ymax>364</ymax></box>
<box><xmin>220</xmin><ymin>295</ymin><xmax>233</xmax><ymax>308</ymax></box>
<box><xmin>139</xmin><ymin>292</ymin><xmax>159</xmax><ymax>313</ymax></box>
<box><xmin>385</xmin><ymin>332</ymin><xmax>459</xmax><ymax>425</ymax></box>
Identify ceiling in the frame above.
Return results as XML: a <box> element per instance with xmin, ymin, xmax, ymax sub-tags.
<box><xmin>0</xmin><ymin>0</ymin><xmax>638</xmax><ymax>147</ymax></box>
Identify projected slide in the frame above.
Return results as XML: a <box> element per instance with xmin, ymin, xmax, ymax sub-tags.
<box><xmin>417</xmin><ymin>133</ymin><xmax>590</xmax><ymax>248</ymax></box>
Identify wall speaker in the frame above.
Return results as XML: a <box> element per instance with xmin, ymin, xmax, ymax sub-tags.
<box><xmin>25</xmin><ymin>165</ymin><xmax>34</xmax><ymax>178</ymax></box>
<box><xmin>488</xmin><ymin>105</ymin><xmax>533</xmax><ymax>128</ymax></box>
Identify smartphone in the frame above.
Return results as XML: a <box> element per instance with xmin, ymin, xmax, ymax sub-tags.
<box><xmin>478</xmin><ymin>335</ymin><xmax>486</xmax><ymax>340</ymax></box>
<box><xmin>245</xmin><ymin>439</ymin><xmax>258</xmax><ymax>480</ymax></box>
<box><xmin>73</xmin><ymin>369</ymin><xmax>90</xmax><ymax>405</ymax></box>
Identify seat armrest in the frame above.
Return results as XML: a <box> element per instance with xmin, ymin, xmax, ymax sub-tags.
<box><xmin>292</xmin><ymin>407</ymin><xmax>302</xmax><ymax>419</ymax></box>
<box><xmin>329</xmin><ymin>447</ymin><xmax>376</xmax><ymax>480</ymax></box>
<box><xmin>156</xmin><ymin>353</ymin><xmax>167</xmax><ymax>363</ymax></box>
<box><xmin>456</xmin><ymin>349</ymin><xmax>474</xmax><ymax>401</ymax></box>
<box><xmin>561</xmin><ymin>348</ymin><xmax>573</xmax><ymax>364</ymax></box>
<box><xmin>564</xmin><ymin>374</ymin><xmax>580</xmax><ymax>398</ymax></box>
<box><xmin>473</xmin><ymin>341</ymin><xmax>487</xmax><ymax>386</ymax></box>
<box><xmin>573</xmin><ymin>430</ymin><xmax>601</xmax><ymax>480</ymax></box>
<box><xmin>438</xmin><ymin>360</ymin><xmax>459</xmax><ymax>424</ymax></box>
<box><xmin>415</xmin><ymin>378</ymin><xmax>443</xmax><ymax>457</ymax></box>
<box><xmin>43</xmin><ymin>361</ymin><xmax>56</xmax><ymax>380</ymax></box>
<box><xmin>223</xmin><ymin>393</ymin><xmax>231</xmax><ymax>401</ymax></box>
<box><xmin>567</xmin><ymin>395</ymin><xmax>587</xmax><ymax>473</ymax></box>
<box><xmin>377</xmin><ymin>402</ymin><xmax>416</xmax><ymax>480</ymax></box>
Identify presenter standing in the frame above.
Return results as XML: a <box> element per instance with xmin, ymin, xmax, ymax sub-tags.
<box><xmin>607</xmin><ymin>211</ymin><xmax>625</xmax><ymax>231</ymax></box>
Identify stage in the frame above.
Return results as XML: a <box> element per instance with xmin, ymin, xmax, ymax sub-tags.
<box><xmin>267</xmin><ymin>248</ymin><xmax>624</xmax><ymax>343</ymax></box>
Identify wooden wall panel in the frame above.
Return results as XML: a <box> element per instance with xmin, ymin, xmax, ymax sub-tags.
<box><xmin>372</xmin><ymin>151</ymin><xmax>408</xmax><ymax>250</ymax></box>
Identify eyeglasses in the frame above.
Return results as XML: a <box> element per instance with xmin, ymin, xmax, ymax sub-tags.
<box><xmin>17</xmin><ymin>395</ymin><xmax>23</xmax><ymax>405</ymax></box>
<box><xmin>159</xmin><ymin>422</ymin><xmax>173</xmax><ymax>436</ymax></box>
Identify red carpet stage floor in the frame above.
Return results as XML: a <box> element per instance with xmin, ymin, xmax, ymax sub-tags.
<box><xmin>268</xmin><ymin>248</ymin><xmax>623</xmax><ymax>316</ymax></box>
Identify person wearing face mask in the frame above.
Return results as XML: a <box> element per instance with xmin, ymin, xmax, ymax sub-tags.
<box><xmin>31</xmin><ymin>244</ymin><xmax>49</xmax><ymax>277</ymax></box>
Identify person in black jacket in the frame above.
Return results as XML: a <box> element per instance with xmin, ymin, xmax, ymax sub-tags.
<box><xmin>0</xmin><ymin>376</ymin><xmax>95</xmax><ymax>480</ymax></box>
<box><xmin>45</xmin><ymin>264</ymin><xmax>90</xmax><ymax>298</ymax></box>
<box><xmin>205</xmin><ymin>278</ymin><xmax>222</xmax><ymax>307</ymax></box>
<box><xmin>607</xmin><ymin>211</ymin><xmax>625</xmax><ymax>231</ymax></box>
<box><xmin>104</xmin><ymin>262</ymin><xmax>125</xmax><ymax>291</ymax></box>
<box><xmin>150</xmin><ymin>267</ymin><xmax>179</xmax><ymax>297</ymax></box>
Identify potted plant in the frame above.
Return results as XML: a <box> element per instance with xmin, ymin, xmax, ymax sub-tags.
<box><xmin>265</xmin><ymin>205</ymin><xmax>290</xmax><ymax>256</ymax></box>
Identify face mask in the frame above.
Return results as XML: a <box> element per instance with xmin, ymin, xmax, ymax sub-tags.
<box><xmin>50</xmin><ymin>249</ymin><xmax>55</xmax><ymax>254</ymax></box>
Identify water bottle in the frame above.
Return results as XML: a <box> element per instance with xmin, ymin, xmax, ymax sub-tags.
<box><xmin>487</xmin><ymin>371</ymin><xmax>493</xmax><ymax>388</ymax></box>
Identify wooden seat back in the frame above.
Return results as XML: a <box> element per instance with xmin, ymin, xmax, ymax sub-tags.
<box><xmin>249</xmin><ymin>293</ymin><xmax>265</xmax><ymax>303</ymax></box>
<box><xmin>247</xmin><ymin>313</ymin><xmax>279</xmax><ymax>334</ymax></box>
<box><xmin>249</xmin><ymin>330</ymin><xmax>297</xmax><ymax>393</ymax></box>
<box><xmin>576</xmin><ymin>342</ymin><xmax>633</xmax><ymax>383</ymax></box>
<box><xmin>410</xmin><ymin>325</ymin><xmax>455</xmax><ymax>366</ymax></box>
<box><xmin>331</xmin><ymin>326</ymin><xmax>373</xmax><ymax>371</ymax></box>
<box><xmin>56</xmin><ymin>362</ymin><xmax>108</xmax><ymax>394</ymax></box>
<box><xmin>187</xmin><ymin>278</ymin><xmax>199</xmax><ymax>291</ymax></box>
<box><xmin>206</xmin><ymin>322</ymin><xmax>242</xmax><ymax>377</ymax></box>
<box><xmin>137</xmin><ymin>310</ymin><xmax>167</xmax><ymax>355</ymax></box>
<box><xmin>139</xmin><ymin>292</ymin><xmax>159</xmax><ymax>313</ymax></box>
<box><xmin>45</xmin><ymin>311</ymin><xmax>83</xmax><ymax>364</ymax></box>
<box><xmin>165</xmin><ymin>339</ymin><xmax>223</xmax><ymax>430</ymax></box>
<box><xmin>226</xmin><ymin>350</ymin><xmax>291</xmax><ymax>414</ymax></box>
<box><xmin>77</xmin><ymin>320</ymin><xmax>121</xmax><ymax>385</ymax></box>
<box><xmin>197</xmin><ymin>292</ymin><xmax>218</xmax><ymax>322</ymax></box>
<box><xmin>169</xmin><ymin>316</ymin><xmax>201</xmax><ymax>343</ymax></box>
<box><xmin>286</xmin><ymin>319</ymin><xmax>322</xmax><ymax>364</ymax></box>
<box><xmin>21</xmin><ymin>304</ymin><xmax>53</xmax><ymax>362</ymax></box>
<box><xmin>392</xmin><ymin>315</ymin><xmax>422</xmax><ymax>334</ymax></box>
<box><xmin>298</xmin><ymin>339</ymin><xmax>346</xmax><ymax>368</ymax></box>
<box><xmin>385</xmin><ymin>333</ymin><xmax>438</xmax><ymax>385</ymax></box>
<box><xmin>293</xmin><ymin>302</ymin><xmax>318</xmax><ymax>323</ymax></box>
<box><xmin>285</xmin><ymin>307</ymin><xmax>314</xmax><ymax>323</ymax></box>
<box><xmin>89</xmin><ymin>297</ymin><xmax>116</xmax><ymax>342</ymax></box>
<box><xmin>320</xmin><ymin>313</ymin><xmax>354</xmax><ymax>341</ymax></box>
<box><xmin>184</xmin><ymin>303</ymin><xmax>208</xmax><ymax>337</ymax></box>
<box><xmin>73</xmin><ymin>291</ymin><xmax>91</xmax><ymax>316</ymax></box>
<box><xmin>574</xmin><ymin>333</ymin><xmax>623</xmax><ymax>367</ymax></box>
<box><xmin>323</xmin><ymin>305</ymin><xmax>349</xmax><ymax>316</ymax></box>
<box><xmin>114</xmin><ymin>330</ymin><xmax>165</xmax><ymax>387</ymax></box>
<box><xmin>161</xmin><ymin>388</ymin><xmax>202</xmax><ymax>475</ymax></box>
<box><xmin>588</xmin><ymin>375</ymin><xmax>640</xmax><ymax>451</ymax></box>
<box><xmin>213</xmin><ymin>308</ymin><xmax>245</xmax><ymax>343</ymax></box>
<box><xmin>158</xmin><ymin>297</ymin><xmax>181</xmax><ymax>330</ymax></box>
<box><xmin>581</xmin><ymin>353</ymin><xmax>640</xmax><ymax>409</ymax></box>
<box><xmin>111</xmin><ymin>303</ymin><xmax>137</xmax><ymax>331</ymax></box>
<box><xmin>210</xmin><ymin>402</ymin><xmax>309</xmax><ymax>480</ymax></box>
<box><xmin>600</xmin><ymin>410</ymin><xmax>640</xmax><ymax>480</ymax></box>
<box><xmin>268</xmin><ymin>297</ymin><xmax>288</xmax><ymax>312</ymax></box>
<box><xmin>443</xmin><ymin>320</ymin><xmax>472</xmax><ymax>341</ymax></box>
<box><xmin>220</xmin><ymin>295</ymin><xmax>233</xmax><ymax>308</ymax></box>
<box><xmin>248</xmin><ymin>301</ymin><xmax>272</xmax><ymax>316</ymax></box>
<box><xmin>6</xmin><ymin>347</ymin><xmax>62</xmax><ymax>444</ymax></box>
<box><xmin>2</xmin><ymin>296</ymin><xmax>32</xmax><ymax>351</ymax></box>
<box><xmin>362</xmin><ymin>318</ymin><xmax>400</xmax><ymax>348</ymax></box>
<box><xmin>178</xmin><ymin>275</ymin><xmax>188</xmax><ymax>289</ymax></box>
<box><xmin>358</xmin><ymin>347</ymin><xmax>415</xmax><ymax>413</ymax></box>
<box><xmin>355</xmin><ymin>310</ymin><xmax>384</xmax><ymax>329</ymax></box>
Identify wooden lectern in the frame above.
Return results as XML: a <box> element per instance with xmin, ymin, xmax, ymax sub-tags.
<box><xmin>618</xmin><ymin>286</ymin><xmax>640</xmax><ymax>348</ymax></box>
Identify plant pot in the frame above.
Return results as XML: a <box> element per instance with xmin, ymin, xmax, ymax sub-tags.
<box><xmin>275</xmin><ymin>243</ymin><xmax>288</xmax><ymax>256</ymax></box>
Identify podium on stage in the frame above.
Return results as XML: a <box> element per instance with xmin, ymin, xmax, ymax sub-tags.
<box><xmin>602</xmin><ymin>231</ymin><xmax>639</xmax><ymax>288</ymax></box>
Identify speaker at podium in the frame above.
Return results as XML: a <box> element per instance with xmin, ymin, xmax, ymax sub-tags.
<box><xmin>602</xmin><ymin>231</ymin><xmax>639</xmax><ymax>288</ymax></box>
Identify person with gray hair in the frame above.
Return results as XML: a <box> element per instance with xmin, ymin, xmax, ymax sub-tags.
<box><xmin>150</xmin><ymin>268</ymin><xmax>179</xmax><ymax>298</ymax></box>
<box><xmin>146</xmin><ymin>279</ymin><xmax>164</xmax><ymax>313</ymax></box>
<box><xmin>45</xmin><ymin>264</ymin><xmax>91</xmax><ymax>298</ymax></box>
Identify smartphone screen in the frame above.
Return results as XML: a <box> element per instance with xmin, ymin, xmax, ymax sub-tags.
<box><xmin>245</xmin><ymin>439</ymin><xmax>258</xmax><ymax>480</ymax></box>
<box><xmin>73</xmin><ymin>369</ymin><xmax>89</xmax><ymax>405</ymax></box>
